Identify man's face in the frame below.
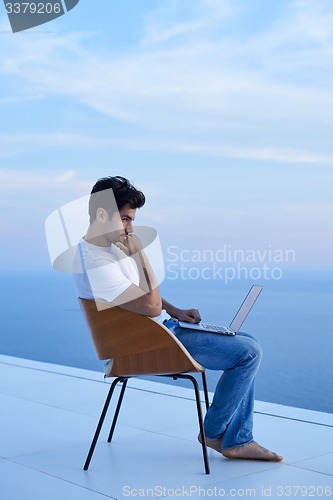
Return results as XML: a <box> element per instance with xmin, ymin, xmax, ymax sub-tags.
<box><xmin>119</xmin><ymin>205</ymin><xmax>136</xmax><ymax>235</ymax></box>
<box><xmin>104</xmin><ymin>205</ymin><xmax>136</xmax><ymax>244</ymax></box>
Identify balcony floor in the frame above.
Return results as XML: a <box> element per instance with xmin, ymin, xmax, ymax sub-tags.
<box><xmin>0</xmin><ymin>354</ymin><xmax>333</xmax><ymax>499</ymax></box>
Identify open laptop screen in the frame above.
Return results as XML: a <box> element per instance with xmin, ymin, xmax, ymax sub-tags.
<box><xmin>229</xmin><ymin>285</ymin><xmax>263</xmax><ymax>333</ymax></box>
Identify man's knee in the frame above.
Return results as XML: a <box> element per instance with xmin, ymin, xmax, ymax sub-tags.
<box><xmin>248</xmin><ymin>340</ymin><xmax>262</xmax><ymax>364</ymax></box>
<box><xmin>238</xmin><ymin>332</ymin><xmax>262</xmax><ymax>360</ymax></box>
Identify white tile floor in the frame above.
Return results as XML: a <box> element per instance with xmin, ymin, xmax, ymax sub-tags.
<box><xmin>1</xmin><ymin>354</ymin><xmax>332</xmax><ymax>500</ymax></box>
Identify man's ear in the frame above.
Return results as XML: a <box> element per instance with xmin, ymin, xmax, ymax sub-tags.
<box><xmin>96</xmin><ymin>207</ymin><xmax>108</xmax><ymax>223</ymax></box>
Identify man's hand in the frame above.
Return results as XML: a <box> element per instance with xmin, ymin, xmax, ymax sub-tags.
<box><xmin>115</xmin><ymin>234</ymin><xmax>144</xmax><ymax>256</ymax></box>
<box><xmin>161</xmin><ymin>299</ymin><xmax>201</xmax><ymax>324</ymax></box>
<box><xmin>175</xmin><ymin>308</ymin><xmax>201</xmax><ymax>324</ymax></box>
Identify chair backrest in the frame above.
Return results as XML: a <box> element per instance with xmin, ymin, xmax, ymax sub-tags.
<box><xmin>79</xmin><ymin>298</ymin><xmax>204</xmax><ymax>376</ymax></box>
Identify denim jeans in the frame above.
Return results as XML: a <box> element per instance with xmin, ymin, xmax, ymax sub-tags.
<box><xmin>164</xmin><ymin>319</ymin><xmax>262</xmax><ymax>450</ymax></box>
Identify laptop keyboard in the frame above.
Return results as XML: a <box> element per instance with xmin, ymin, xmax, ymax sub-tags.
<box><xmin>201</xmin><ymin>323</ymin><xmax>233</xmax><ymax>333</ymax></box>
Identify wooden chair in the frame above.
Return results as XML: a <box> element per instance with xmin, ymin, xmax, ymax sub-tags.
<box><xmin>79</xmin><ymin>298</ymin><xmax>211</xmax><ymax>474</ymax></box>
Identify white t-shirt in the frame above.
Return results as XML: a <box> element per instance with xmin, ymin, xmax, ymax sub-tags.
<box><xmin>74</xmin><ymin>238</ymin><xmax>139</xmax><ymax>302</ymax></box>
<box><xmin>74</xmin><ymin>238</ymin><xmax>169</xmax><ymax>322</ymax></box>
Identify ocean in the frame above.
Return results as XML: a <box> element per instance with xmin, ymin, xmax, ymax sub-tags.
<box><xmin>1</xmin><ymin>269</ymin><xmax>332</xmax><ymax>413</ymax></box>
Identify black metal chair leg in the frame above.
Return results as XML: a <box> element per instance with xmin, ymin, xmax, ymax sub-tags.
<box><xmin>172</xmin><ymin>374</ymin><xmax>210</xmax><ymax>475</ymax></box>
<box><xmin>201</xmin><ymin>371</ymin><xmax>210</xmax><ymax>411</ymax></box>
<box><xmin>193</xmin><ymin>378</ymin><xmax>210</xmax><ymax>474</ymax></box>
<box><xmin>84</xmin><ymin>373</ymin><xmax>210</xmax><ymax>473</ymax></box>
<box><xmin>83</xmin><ymin>377</ymin><xmax>123</xmax><ymax>471</ymax></box>
<box><xmin>107</xmin><ymin>378</ymin><xmax>128</xmax><ymax>443</ymax></box>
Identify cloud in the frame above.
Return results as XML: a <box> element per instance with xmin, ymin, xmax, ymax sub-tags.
<box><xmin>141</xmin><ymin>0</ymin><xmax>237</xmax><ymax>46</ymax></box>
<box><xmin>0</xmin><ymin>132</ymin><xmax>115</xmax><ymax>156</ymax></box>
<box><xmin>1</xmin><ymin>131</ymin><xmax>332</xmax><ymax>164</ymax></box>
<box><xmin>1</xmin><ymin>1</ymin><xmax>333</xmax><ymax>163</ymax></box>
<box><xmin>291</xmin><ymin>0</ymin><xmax>333</xmax><ymax>44</ymax></box>
<box><xmin>0</xmin><ymin>94</ymin><xmax>44</xmax><ymax>104</ymax></box>
<box><xmin>0</xmin><ymin>168</ymin><xmax>91</xmax><ymax>202</ymax></box>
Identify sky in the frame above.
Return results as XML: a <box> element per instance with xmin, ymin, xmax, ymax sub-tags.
<box><xmin>0</xmin><ymin>0</ymin><xmax>333</xmax><ymax>272</ymax></box>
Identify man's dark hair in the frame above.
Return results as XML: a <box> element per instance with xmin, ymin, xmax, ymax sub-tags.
<box><xmin>89</xmin><ymin>176</ymin><xmax>145</xmax><ymax>223</ymax></box>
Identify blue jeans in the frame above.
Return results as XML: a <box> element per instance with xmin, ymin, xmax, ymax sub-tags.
<box><xmin>164</xmin><ymin>319</ymin><xmax>262</xmax><ymax>450</ymax></box>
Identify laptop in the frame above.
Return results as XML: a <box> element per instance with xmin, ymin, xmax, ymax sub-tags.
<box><xmin>178</xmin><ymin>285</ymin><xmax>263</xmax><ymax>335</ymax></box>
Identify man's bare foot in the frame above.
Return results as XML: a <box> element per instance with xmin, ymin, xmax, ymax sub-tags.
<box><xmin>222</xmin><ymin>441</ymin><xmax>283</xmax><ymax>462</ymax></box>
<box><xmin>198</xmin><ymin>434</ymin><xmax>222</xmax><ymax>454</ymax></box>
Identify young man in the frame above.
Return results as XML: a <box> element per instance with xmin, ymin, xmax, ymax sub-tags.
<box><xmin>75</xmin><ymin>175</ymin><xmax>283</xmax><ymax>462</ymax></box>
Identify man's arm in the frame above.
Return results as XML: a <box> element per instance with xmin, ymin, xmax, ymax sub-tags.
<box><xmin>111</xmin><ymin>234</ymin><xmax>162</xmax><ymax>317</ymax></box>
<box><xmin>162</xmin><ymin>298</ymin><xmax>201</xmax><ymax>324</ymax></box>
